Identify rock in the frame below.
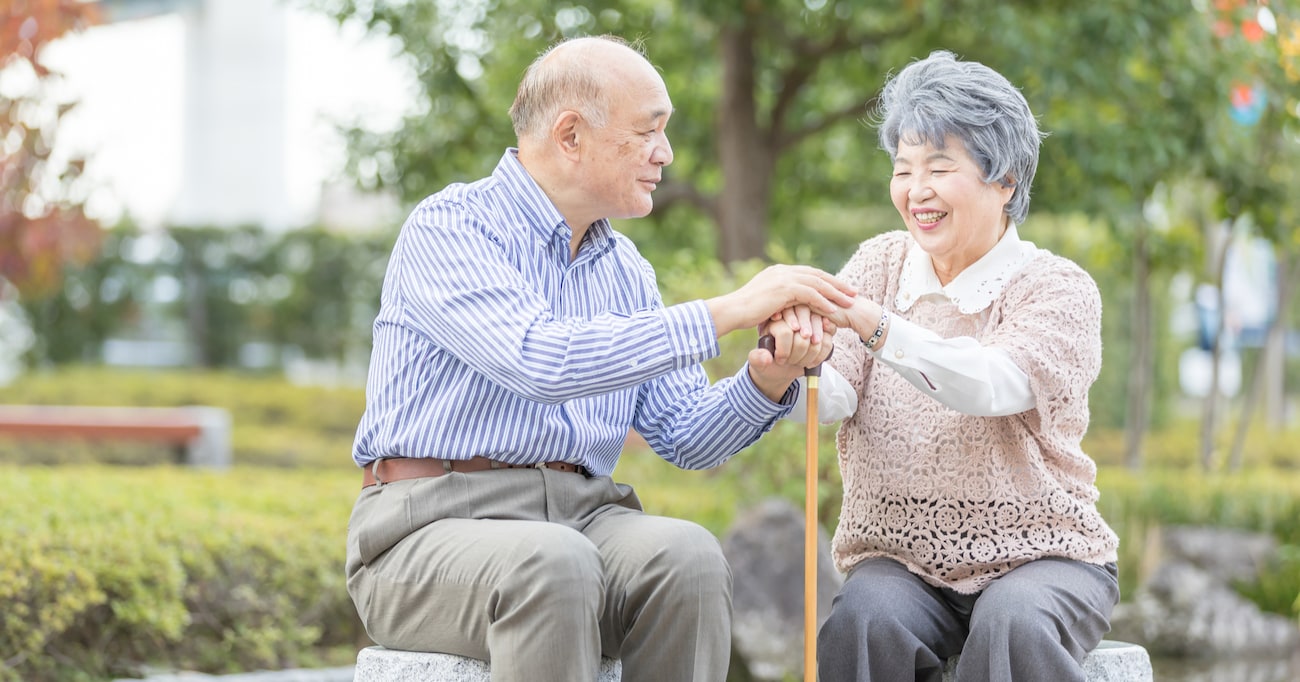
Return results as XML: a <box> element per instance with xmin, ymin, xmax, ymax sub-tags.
<box><xmin>1160</xmin><ymin>525</ymin><xmax>1277</xmax><ymax>584</ymax></box>
<box><xmin>1108</xmin><ymin>525</ymin><xmax>1300</xmax><ymax>659</ymax></box>
<box><xmin>722</xmin><ymin>498</ymin><xmax>842</xmax><ymax>681</ymax></box>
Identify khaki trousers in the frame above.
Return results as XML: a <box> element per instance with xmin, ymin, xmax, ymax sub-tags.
<box><xmin>345</xmin><ymin>467</ymin><xmax>733</xmax><ymax>682</ymax></box>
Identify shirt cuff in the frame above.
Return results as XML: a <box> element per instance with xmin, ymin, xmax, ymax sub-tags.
<box><xmin>870</xmin><ymin>313</ymin><xmax>932</xmax><ymax>364</ymax></box>
<box><xmin>662</xmin><ymin>301</ymin><xmax>721</xmax><ymax>368</ymax></box>
<box><xmin>788</xmin><ymin>366</ymin><xmax>858</xmax><ymax>424</ymax></box>
<box><xmin>726</xmin><ymin>364</ymin><xmax>795</xmax><ymax>427</ymax></box>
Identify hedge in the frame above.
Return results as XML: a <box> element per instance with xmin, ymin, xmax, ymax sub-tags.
<box><xmin>3</xmin><ymin>461</ymin><xmax>1299</xmax><ymax>680</ymax></box>
<box><xmin>2</xmin><ymin>361</ymin><xmax>1298</xmax><ymax>680</ymax></box>
<box><xmin>0</xmin><ymin>466</ymin><xmax>364</xmax><ymax>682</ymax></box>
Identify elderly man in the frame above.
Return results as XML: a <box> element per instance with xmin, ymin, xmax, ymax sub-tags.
<box><xmin>344</xmin><ymin>35</ymin><xmax>851</xmax><ymax>682</ymax></box>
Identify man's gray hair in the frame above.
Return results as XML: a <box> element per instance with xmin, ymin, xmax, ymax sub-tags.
<box><xmin>873</xmin><ymin>50</ymin><xmax>1046</xmax><ymax>224</ymax></box>
<box><xmin>509</xmin><ymin>35</ymin><xmax>645</xmax><ymax>141</ymax></box>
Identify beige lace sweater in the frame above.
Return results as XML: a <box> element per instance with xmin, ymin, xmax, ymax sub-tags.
<box><xmin>828</xmin><ymin>231</ymin><xmax>1119</xmax><ymax>594</ymax></box>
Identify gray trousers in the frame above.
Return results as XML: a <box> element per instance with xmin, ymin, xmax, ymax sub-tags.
<box><xmin>817</xmin><ymin>556</ymin><xmax>1119</xmax><ymax>682</ymax></box>
<box><xmin>345</xmin><ymin>467</ymin><xmax>733</xmax><ymax>682</ymax></box>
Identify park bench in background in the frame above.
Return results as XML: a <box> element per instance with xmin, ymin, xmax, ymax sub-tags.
<box><xmin>0</xmin><ymin>405</ymin><xmax>232</xmax><ymax>468</ymax></box>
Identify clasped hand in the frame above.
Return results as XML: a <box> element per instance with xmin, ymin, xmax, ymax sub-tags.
<box><xmin>747</xmin><ymin>305</ymin><xmax>836</xmax><ymax>400</ymax></box>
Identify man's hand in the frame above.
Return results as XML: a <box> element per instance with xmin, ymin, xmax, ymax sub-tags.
<box><xmin>705</xmin><ymin>264</ymin><xmax>855</xmax><ymax>338</ymax></box>
<box><xmin>771</xmin><ymin>305</ymin><xmax>837</xmax><ymax>345</ymax></box>
<box><xmin>747</xmin><ymin>310</ymin><xmax>836</xmax><ymax>402</ymax></box>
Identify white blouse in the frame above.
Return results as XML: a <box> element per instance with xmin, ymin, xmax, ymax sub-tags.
<box><xmin>792</xmin><ymin>224</ymin><xmax>1038</xmax><ymax>423</ymax></box>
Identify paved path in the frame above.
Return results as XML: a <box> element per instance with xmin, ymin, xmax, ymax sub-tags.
<box><xmin>115</xmin><ymin>666</ymin><xmax>354</xmax><ymax>682</ymax></box>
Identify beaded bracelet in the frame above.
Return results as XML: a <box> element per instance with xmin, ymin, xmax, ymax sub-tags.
<box><xmin>862</xmin><ymin>310</ymin><xmax>890</xmax><ymax>351</ymax></box>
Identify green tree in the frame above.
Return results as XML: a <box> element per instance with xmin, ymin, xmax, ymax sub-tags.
<box><xmin>1195</xmin><ymin>1</ymin><xmax>1300</xmax><ymax>471</ymax></box>
<box><xmin>997</xmin><ymin>2</ymin><xmax>1236</xmax><ymax>468</ymax></box>
<box><xmin>19</xmin><ymin>222</ymin><xmax>147</xmax><ymax>366</ymax></box>
<box><xmin>310</xmin><ymin>0</ymin><xmax>1268</xmax><ymax>466</ymax></box>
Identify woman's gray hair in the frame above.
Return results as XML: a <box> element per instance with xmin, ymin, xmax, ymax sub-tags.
<box><xmin>873</xmin><ymin>50</ymin><xmax>1046</xmax><ymax>224</ymax></box>
<box><xmin>509</xmin><ymin>36</ymin><xmax>644</xmax><ymax>141</ymax></box>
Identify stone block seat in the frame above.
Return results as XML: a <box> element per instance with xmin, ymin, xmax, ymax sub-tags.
<box><xmin>354</xmin><ymin>647</ymin><xmax>622</xmax><ymax>682</ymax></box>
<box><xmin>943</xmin><ymin>639</ymin><xmax>1153</xmax><ymax>682</ymax></box>
<box><xmin>357</xmin><ymin>639</ymin><xmax>1151</xmax><ymax>681</ymax></box>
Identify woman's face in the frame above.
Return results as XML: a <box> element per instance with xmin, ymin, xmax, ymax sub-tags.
<box><xmin>889</xmin><ymin>134</ymin><xmax>1015</xmax><ymax>284</ymax></box>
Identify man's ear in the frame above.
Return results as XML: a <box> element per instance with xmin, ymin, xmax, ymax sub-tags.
<box><xmin>552</xmin><ymin>110</ymin><xmax>583</xmax><ymax>160</ymax></box>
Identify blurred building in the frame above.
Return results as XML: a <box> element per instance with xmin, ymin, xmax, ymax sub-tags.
<box><xmin>21</xmin><ymin>0</ymin><xmax>405</xmax><ymax>379</ymax></box>
<box><xmin>101</xmin><ymin>0</ymin><xmax>290</xmax><ymax>228</ymax></box>
<box><xmin>86</xmin><ymin>0</ymin><xmax>402</xmax><ymax>232</ymax></box>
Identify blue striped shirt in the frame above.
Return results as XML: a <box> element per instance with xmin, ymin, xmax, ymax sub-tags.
<box><xmin>352</xmin><ymin>149</ymin><xmax>794</xmax><ymax>476</ymax></box>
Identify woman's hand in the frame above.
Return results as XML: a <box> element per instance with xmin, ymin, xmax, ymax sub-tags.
<box><xmin>747</xmin><ymin>306</ymin><xmax>837</xmax><ymax>401</ymax></box>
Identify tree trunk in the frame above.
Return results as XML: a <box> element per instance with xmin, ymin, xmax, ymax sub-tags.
<box><xmin>717</xmin><ymin>23</ymin><xmax>775</xmax><ymax>264</ymax></box>
<box><xmin>184</xmin><ymin>255</ymin><xmax>210</xmax><ymax>367</ymax></box>
<box><xmin>1229</xmin><ymin>247</ymin><xmax>1292</xmax><ymax>469</ymax></box>
<box><xmin>1123</xmin><ymin>223</ymin><xmax>1152</xmax><ymax>470</ymax></box>
<box><xmin>1199</xmin><ymin>225</ymin><xmax>1232</xmax><ymax>472</ymax></box>
<box><xmin>1264</xmin><ymin>249</ymin><xmax>1291</xmax><ymax>431</ymax></box>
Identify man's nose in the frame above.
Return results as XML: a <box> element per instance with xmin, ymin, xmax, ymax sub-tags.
<box><xmin>653</xmin><ymin>133</ymin><xmax>673</xmax><ymax>166</ymax></box>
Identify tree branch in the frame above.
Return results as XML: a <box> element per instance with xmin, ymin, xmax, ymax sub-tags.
<box><xmin>652</xmin><ymin>180</ymin><xmax>718</xmax><ymax>221</ymax></box>
<box><xmin>768</xmin><ymin>27</ymin><xmax>854</xmax><ymax>137</ymax></box>
<box><xmin>776</xmin><ymin>96</ymin><xmax>878</xmax><ymax>153</ymax></box>
<box><xmin>768</xmin><ymin>19</ymin><xmax>916</xmax><ymax>152</ymax></box>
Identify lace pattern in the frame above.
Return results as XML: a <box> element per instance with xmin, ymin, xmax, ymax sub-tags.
<box><xmin>829</xmin><ymin>231</ymin><xmax>1119</xmax><ymax>594</ymax></box>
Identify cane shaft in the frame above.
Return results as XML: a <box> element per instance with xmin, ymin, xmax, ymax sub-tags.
<box><xmin>805</xmin><ymin>376</ymin><xmax>819</xmax><ymax>682</ymax></box>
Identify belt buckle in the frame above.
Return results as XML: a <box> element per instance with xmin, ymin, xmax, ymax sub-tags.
<box><xmin>370</xmin><ymin>457</ymin><xmax>389</xmax><ymax>486</ymax></box>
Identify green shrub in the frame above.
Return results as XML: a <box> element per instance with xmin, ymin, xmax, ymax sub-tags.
<box><xmin>0</xmin><ymin>466</ymin><xmax>364</xmax><ymax>682</ymax></box>
<box><xmin>1083</xmin><ymin>421</ymin><xmax>1300</xmax><ymax>471</ymax></box>
<box><xmin>1095</xmin><ymin>468</ymin><xmax>1300</xmax><ymax>617</ymax></box>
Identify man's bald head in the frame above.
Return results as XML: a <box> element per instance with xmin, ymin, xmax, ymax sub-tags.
<box><xmin>509</xmin><ymin>36</ymin><xmax>652</xmax><ymax>142</ymax></box>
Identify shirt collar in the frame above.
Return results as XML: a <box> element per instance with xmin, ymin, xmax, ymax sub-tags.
<box><xmin>895</xmin><ymin>223</ymin><xmax>1037</xmax><ymax>314</ymax></box>
<box><xmin>494</xmin><ymin>148</ymin><xmax>616</xmax><ymax>260</ymax></box>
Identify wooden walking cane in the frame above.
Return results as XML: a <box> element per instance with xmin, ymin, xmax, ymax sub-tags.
<box><xmin>802</xmin><ymin>361</ymin><xmax>820</xmax><ymax>682</ymax></box>
<box><xmin>758</xmin><ymin>334</ymin><xmax>822</xmax><ymax>681</ymax></box>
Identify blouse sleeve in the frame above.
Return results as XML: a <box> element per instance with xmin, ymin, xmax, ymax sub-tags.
<box><xmin>868</xmin><ymin>315</ymin><xmax>1035</xmax><ymax>416</ymax></box>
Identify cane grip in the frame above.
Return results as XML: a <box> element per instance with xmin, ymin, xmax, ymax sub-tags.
<box><xmin>757</xmin><ymin>334</ymin><xmax>822</xmax><ymax>377</ymax></box>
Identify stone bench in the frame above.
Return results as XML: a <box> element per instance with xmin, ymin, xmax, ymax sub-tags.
<box><xmin>357</xmin><ymin>639</ymin><xmax>1149</xmax><ymax>681</ymax></box>
<box><xmin>943</xmin><ymin>639</ymin><xmax>1152</xmax><ymax>681</ymax></box>
<box><xmin>354</xmin><ymin>647</ymin><xmax>622</xmax><ymax>681</ymax></box>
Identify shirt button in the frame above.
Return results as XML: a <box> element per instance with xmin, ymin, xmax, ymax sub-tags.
<box><xmin>895</xmin><ymin>349</ymin><xmax>905</xmax><ymax>359</ymax></box>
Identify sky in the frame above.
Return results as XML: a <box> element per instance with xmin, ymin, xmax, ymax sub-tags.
<box><xmin>38</xmin><ymin>3</ymin><xmax>416</xmax><ymax>227</ymax></box>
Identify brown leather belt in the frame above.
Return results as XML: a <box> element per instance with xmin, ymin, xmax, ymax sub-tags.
<box><xmin>362</xmin><ymin>456</ymin><xmax>589</xmax><ymax>488</ymax></box>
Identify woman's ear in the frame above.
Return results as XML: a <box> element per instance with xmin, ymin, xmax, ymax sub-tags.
<box><xmin>998</xmin><ymin>175</ymin><xmax>1017</xmax><ymax>202</ymax></box>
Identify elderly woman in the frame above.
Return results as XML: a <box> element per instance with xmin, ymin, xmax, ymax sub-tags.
<box><xmin>769</xmin><ymin>51</ymin><xmax>1120</xmax><ymax>681</ymax></box>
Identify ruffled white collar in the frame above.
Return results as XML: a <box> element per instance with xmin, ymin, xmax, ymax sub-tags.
<box><xmin>895</xmin><ymin>223</ymin><xmax>1039</xmax><ymax>314</ymax></box>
